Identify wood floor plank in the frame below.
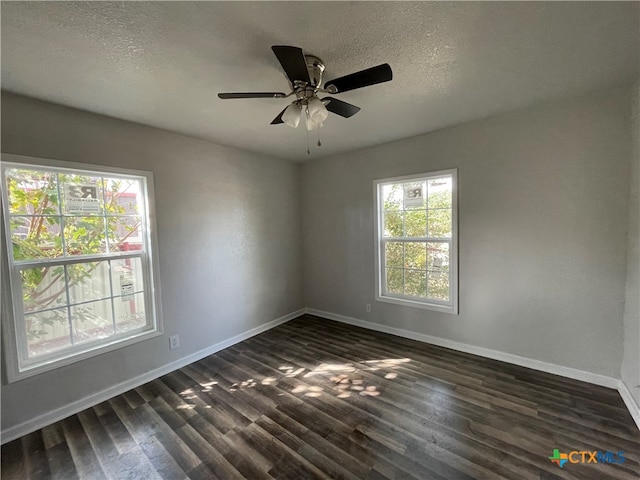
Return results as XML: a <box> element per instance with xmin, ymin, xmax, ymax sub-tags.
<box><xmin>75</xmin><ymin>407</ymin><xmax>121</xmax><ymax>466</ymax></box>
<box><xmin>1</xmin><ymin>435</ymin><xmax>26</xmax><ymax>480</ymax></box>
<box><xmin>137</xmin><ymin>400</ymin><xmax>209</xmax><ymax>476</ymax></box>
<box><xmin>99</xmin><ymin>447</ymin><xmax>165</xmax><ymax>480</ymax></box>
<box><xmin>44</xmin><ymin>441</ymin><xmax>78</xmax><ymax>480</ymax></box>
<box><xmin>2</xmin><ymin>315</ymin><xmax>639</xmax><ymax>479</ymax></box>
<box><xmin>21</xmin><ymin>431</ymin><xmax>52</xmax><ymax>479</ymax></box>
<box><xmin>59</xmin><ymin>415</ymin><xmax>108</xmax><ymax>480</ymax></box>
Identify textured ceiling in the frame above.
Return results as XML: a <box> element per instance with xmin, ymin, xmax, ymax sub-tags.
<box><xmin>1</xmin><ymin>1</ymin><xmax>638</xmax><ymax>161</ymax></box>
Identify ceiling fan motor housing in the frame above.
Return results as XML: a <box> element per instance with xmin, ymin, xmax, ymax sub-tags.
<box><xmin>304</xmin><ymin>55</ymin><xmax>325</xmax><ymax>88</ymax></box>
<box><xmin>292</xmin><ymin>55</ymin><xmax>326</xmax><ymax>105</ymax></box>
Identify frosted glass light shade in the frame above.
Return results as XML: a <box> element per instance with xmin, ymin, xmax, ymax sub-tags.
<box><xmin>305</xmin><ymin>114</ymin><xmax>323</xmax><ymax>131</ymax></box>
<box><xmin>282</xmin><ymin>103</ymin><xmax>301</xmax><ymax>128</ymax></box>
<box><xmin>305</xmin><ymin>97</ymin><xmax>328</xmax><ymax>131</ymax></box>
<box><xmin>308</xmin><ymin>97</ymin><xmax>329</xmax><ymax>124</ymax></box>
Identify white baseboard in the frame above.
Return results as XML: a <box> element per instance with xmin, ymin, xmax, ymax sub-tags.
<box><xmin>305</xmin><ymin>308</ymin><xmax>621</xmax><ymax>389</ymax></box>
<box><xmin>0</xmin><ymin>308</ymin><xmax>305</xmax><ymax>445</ymax></box>
<box><xmin>618</xmin><ymin>380</ymin><xmax>640</xmax><ymax>431</ymax></box>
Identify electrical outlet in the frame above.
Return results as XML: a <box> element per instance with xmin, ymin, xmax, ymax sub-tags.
<box><xmin>169</xmin><ymin>335</ymin><xmax>180</xmax><ymax>350</ymax></box>
<box><xmin>366</xmin><ymin>303</ymin><xmax>372</xmax><ymax>313</ymax></box>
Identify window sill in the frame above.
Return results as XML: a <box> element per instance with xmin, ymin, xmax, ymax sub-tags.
<box><xmin>5</xmin><ymin>328</ymin><xmax>163</xmax><ymax>383</ymax></box>
<box><xmin>376</xmin><ymin>295</ymin><xmax>458</xmax><ymax>314</ymax></box>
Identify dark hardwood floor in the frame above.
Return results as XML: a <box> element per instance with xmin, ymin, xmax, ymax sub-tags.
<box><xmin>2</xmin><ymin>314</ymin><xmax>639</xmax><ymax>479</ymax></box>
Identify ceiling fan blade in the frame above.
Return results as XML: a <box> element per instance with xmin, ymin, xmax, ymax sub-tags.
<box><xmin>322</xmin><ymin>98</ymin><xmax>361</xmax><ymax>118</ymax></box>
<box><xmin>218</xmin><ymin>92</ymin><xmax>287</xmax><ymax>99</ymax></box>
<box><xmin>270</xmin><ymin>107</ymin><xmax>287</xmax><ymax>125</ymax></box>
<box><xmin>271</xmin><ymin>45</ymin><xmax>311</xmax><ymax>85</ymax></box>
<box><xmin>324</xmin><ymin>63</ymin><xmax>392</xmax><ymax>93</ymax></box>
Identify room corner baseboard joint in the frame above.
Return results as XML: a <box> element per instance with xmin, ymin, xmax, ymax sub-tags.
<box><xmin>618</xmin><ymin>380</ymin><xmax>640</xmax><ymax>431</ymax></box>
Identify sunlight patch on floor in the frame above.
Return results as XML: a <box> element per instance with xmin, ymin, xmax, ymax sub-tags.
<box><xmin>303</xmin><ymin>363</ymin><xmax>357</xmax><ymax>378</ymax></box>
<box><xmin>279</xmin><ymin>366</ymin><xmax>306</xmax><ymax>377</ymax></box>
<box><xmin>179</xmin><ymin>380</ymin><xmax>219</xmax><ymax>397</ymax></box>
<box><xmin>230</xmin><ymin>378</ymin><xmax>257</xmax><ymax>391</ymax></box>
<box><xmin>177</xmin><ymin>358</ymin><xmax>411</xmax><ymax>401</ymax></box>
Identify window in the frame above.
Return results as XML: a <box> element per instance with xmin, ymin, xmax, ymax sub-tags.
<box><xmin>374</xmin><ymin>169</ymin><xmax>458</xmax><ymax>313</ymax></box>
<box><xmin>1</xmin><ymin>155</ymin><xmax>162</xmax><ymax>380</ymax></box>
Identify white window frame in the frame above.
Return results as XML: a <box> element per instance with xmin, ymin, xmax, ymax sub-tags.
<box><xmin>1</xmin><ymin>153</ymin><xmax>163</xmax><ymax>382</ymax></box>
<box><xmin>374</xmin><ymin>169</ymin><xmax>458</xmax><ymax>314</ymax></box>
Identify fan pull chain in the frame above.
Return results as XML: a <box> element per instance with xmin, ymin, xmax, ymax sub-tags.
<box><xmin>317</xmin><ymin>126</ymin><xmax>322</xmax><ymax>147</ymax></box>
<box><xmin>306</xmin><ymin>106</ymin><xmax>311</xmax><ymax>155</ymax></box>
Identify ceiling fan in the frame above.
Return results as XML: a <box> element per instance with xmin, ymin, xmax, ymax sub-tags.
<box><xmin>218</xmin><ymin>45</ymin><xmax>392</xmax><ymax>152</ymax></box>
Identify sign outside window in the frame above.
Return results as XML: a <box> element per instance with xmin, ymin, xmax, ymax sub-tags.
<box><xmin>403</xmin><ymin>185</ymin><xmax>424</xmax><ymax>208</ymax></box>
<box><xmin>64</xmin><ymin>184</ymin><xmax>100</xmax><ymax>213</ymax></box>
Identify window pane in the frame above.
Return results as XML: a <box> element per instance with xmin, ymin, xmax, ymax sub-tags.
<box><xmin>25</xmin><ymin>308</ymin><xmax>71</xmax><ymax>358</ymax></box>
<box><xmin>21</xmin><ymin>266</ymin><xmax>67</xmax><ymax>313</ymax></box>
<box><xmin>11</xmin><ymin>216</ymin><xmax>63</xmax><ymax>260</ymax></box>
<box><xmin>403</xmin><ymin>181</ymin><xmax>426</xmax><ymax>210</ymax></box>
<box><xmin>381</xmin><ymin>184</ymin><xmax>402</xmax><ymax>211</ymax></box>
<box><xmin>427</xmin><ymin>177</ymin><xmax>452</xmax><ymax>209</ymax></box>
<box><xmin>110</xmin><ymin>257</ymin><xmax>145</xmax><ymax>297</ymax></box>
<box><xmin>427</xmin><ymin>208</ymin><xmax>452</xmax><ymax>238</ymax></box>
<box><xmin>427</xmin><ymin>242</ymin><xmax>450</xmax><ymax>272</ymax></box>
<box><xmin>428</xmin><ymin>273</ymin><xmax>450</xmax><ymax>301</ymax></box>
<box><xmin>6</xmin><ymin>168</ymin><xmax>59</xmax><ymax>215</ymax></box>
<box><xmin>404</xmin><ymin>242</ymin><xmax>426</xmax><ymax>270</ymax></box>
<box><xmin>108</xmin><ymin>216</ymin><xmax>143</xmax><ymax>252</ymax></box>
<box><xmin>404</xmin><ymin>270</ymin><xmax>426</xmax><ymax>297</ymax></box>
<box><xmin>71</xmin><ymin>300</ymin><xmax>114</xmax><ymax>344</ymax></box>
<box><xmin>404</xmin><ymin>210</ymin><xmax>427</xmax><ymax>237</ymax></box>
<box><xmin>384</xmin><ymin>211</ymin><xmax>403</xmax><ymax>237</ymax></box>
<box><xmin>63</xmin><ymin>216</ymin><xmax>107</xmax><ymax>256</ymax></box>
<box><xmin>59</xmin><ymin>174</ymin><xmax>104</xmax><ymax>215</ymax></box>
<box><xmin>114</xmin><ymin>292</ymin><xmax>147</xmax><ymax>333</ymax></box>
<box><xmin>386</xmin><ymin>268</ymin><xmax>403</xmax><ymax>294</ymax></box>
<box><xmin>67</xmin><ymin>262</ymin><xmax>111</xmax><ymax>304</ymax></box>
<box><xmin>427</xmin><ymin>238</ymin><xmax>450</xmax><ymax>301</ymax></box>
<box><xmin>105</xmin><ymin>178</ymin><xmax>144</xmax><ymax>216</ymax></box>
<box><xmin>385</xmin><ymin>242</ymin><xmax>403</xmax><ymax>268</ymax></box>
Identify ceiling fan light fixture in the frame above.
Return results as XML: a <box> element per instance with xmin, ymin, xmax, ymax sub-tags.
<box><xmin>282</xmin><ymin>102</ymin><xmax>302</xmax><ymax>128</ymax></box>
<box><xmin>305</xmin><ymin>115</ymin><xmax>323</xmax><ymax>131</ymax></box>
<box><xmin>307</xmin><ymin>96</ymin><xmax>328</xmax><ymax>125</ymax></box>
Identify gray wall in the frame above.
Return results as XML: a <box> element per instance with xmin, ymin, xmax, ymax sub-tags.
<box><xmin>622</xmin><ymin>79</ymin><xmax>640</xmax><ymax>404</ymax></box>
<box><xmin>302</xmin><ymin>88</ymin><xmax>631</xmax><ymax>378</ymax></box>
<box><xmin>1</xmin><ymin>92</ymin><xmax>303</xmax><ymax>431</ymax></box>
